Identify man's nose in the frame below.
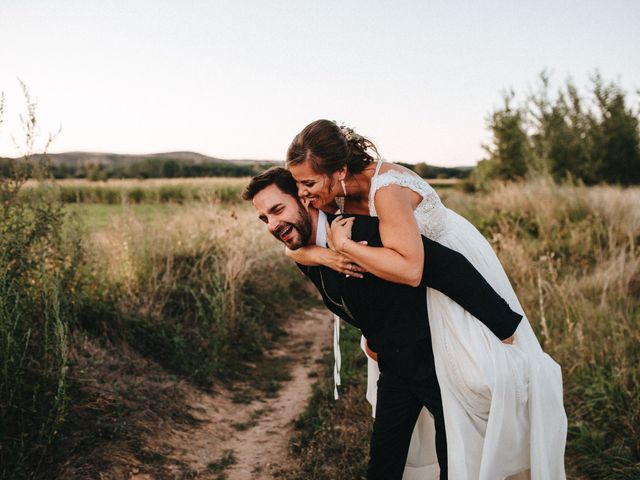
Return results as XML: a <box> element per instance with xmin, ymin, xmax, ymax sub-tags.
<box><xmin>267</xmin><ymin>217</ymin><xmax>278</xmax><ymax>233</ymax></box>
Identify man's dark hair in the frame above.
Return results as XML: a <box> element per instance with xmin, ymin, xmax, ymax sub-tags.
<box><xmin>242</xmin><ymin>166</ymin><xmax>298</xmax><ymax>201</ymax></box>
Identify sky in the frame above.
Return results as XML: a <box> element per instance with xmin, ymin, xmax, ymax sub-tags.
<box><xmin>1</xmin><ymin>0</ymin><xmax>639</xmax><ymax>166</ymax></box>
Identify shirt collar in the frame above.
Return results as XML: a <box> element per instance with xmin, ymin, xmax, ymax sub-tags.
<box><xmin>315</xmin><ymin>210</ymin><xmax>327</xmax><ymax>247</ymax></box>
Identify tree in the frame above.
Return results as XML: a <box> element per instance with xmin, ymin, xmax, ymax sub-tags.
<box><xmin>591</xmin><ymin>75</ymin><xmax>640</xmax><ymax>185</ymax></box>
<box><xmin>161</xmin><ymin>159</ymin><xmax>180</xmax><ymax>178</ymax></box>
<box><xmin>476</xmin><ymin>72</ymin><xmax>640</xmax><ymax>186</ymax></box>
<box><xmin>481</xmin><ymin>91</ymin><xmax>531</xmax><ymax>180</ymax></box>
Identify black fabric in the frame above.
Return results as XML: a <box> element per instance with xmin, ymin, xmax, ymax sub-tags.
<box><xmin>368</xmin><ymin>368</ymin><xmax>447</xmax><ymax>480</ymax></box>
<box><xmin>329</xmin><ymin>212</ymin><xmax>523</xmax><ymax>341</ymax></box>
<box><xmin>298</xmin><ymin>213</ymin><xmax>522</xmax><ymax>379</ymax></box>
<box><xmin>295</xmin><ymin>212</ymin><xmax>521</xmax><ymax>480</ymax></box>
<box><xmin>297</xmin><ymin>260</ymin><xmax>433</xmax><ymax>379</ymax></box>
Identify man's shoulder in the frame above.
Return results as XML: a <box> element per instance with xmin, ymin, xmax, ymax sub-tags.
<box><xmin>295</xmin><ymin>262</ymin><xmax>311</xmax><ymax>273</ymax></box>
<box><xmin>295</xmin><ymin>261</ymin><xmax>319</xmax><ymax>278</ymax></box>
<box><xmin>326</xmin><ymin>212</ymin><xmax>379</xmax><ymax>224</ymax></box>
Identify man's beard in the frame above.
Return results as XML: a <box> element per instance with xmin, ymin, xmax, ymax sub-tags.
<box><xmin>272</xmin><ymin>206</ymin><xmax>312</xmax><ymax>250</ymax></box>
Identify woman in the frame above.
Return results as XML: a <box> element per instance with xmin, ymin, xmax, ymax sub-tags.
<box><xmin>286</xmin><ymin>119</ymin><xmax>566</xmax><ymax>480</ymax></box>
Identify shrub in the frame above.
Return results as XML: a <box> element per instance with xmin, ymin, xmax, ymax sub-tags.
<box><xmin>0</xmin><ymin>169</ymin><xmax>80</xmax><ymax>479</ymax></box>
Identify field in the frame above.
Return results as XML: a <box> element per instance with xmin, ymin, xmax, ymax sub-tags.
<box><xmin>2</xmin><ymin>176</ymin><xmax>639</xmax><ymax>479</ymax></box>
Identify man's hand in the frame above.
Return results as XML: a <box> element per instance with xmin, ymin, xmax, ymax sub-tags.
<box><xmin>364</xmin><ymin>339</ymin><xmax>378</xmax><ymax>362</ymax></box>
<box><xmin>502</xmin><ymin>335</ymin><xmax>514</xmax><ymax>345</ymax></box>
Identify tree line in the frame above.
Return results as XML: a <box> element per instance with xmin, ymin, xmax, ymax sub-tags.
<box><xmin>0</xmin><ymin>156</ymin><xmax>472</xmax><ymax>181</ymax></box>
<box><xmin>475</xmin><ymin>72</ymin><xmax>640</xmax><ymax>186</ymax></box>
<box><xmin>0</xmin><ymin>156</ymin><xmax>276</xmax><ymax>180</ymax></box>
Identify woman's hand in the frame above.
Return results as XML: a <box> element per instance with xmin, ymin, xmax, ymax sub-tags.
<box><xmin>327</xmin><ymin>216</ymin><xmax>355</xmax><ymax>253</ymax></box>
<box><xmin>324</xmin><ymin>248</ymin><xmax>366</xmax><ymax>278</ymax></box>
<box><xmin>286</xmin><ymin>245</ymin><xmax>365</xmax><ymax>278</ymax></box>
<box><xmin>325</xmin><ymin>216</ymin><xmax>368</xmax><ymax>277</ymax></box>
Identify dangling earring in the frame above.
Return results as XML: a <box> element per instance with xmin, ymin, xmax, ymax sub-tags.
<box><xmin>335</xmin><ymin>177</ymin><xmax>347</xmax><ymax>213</ymax></box>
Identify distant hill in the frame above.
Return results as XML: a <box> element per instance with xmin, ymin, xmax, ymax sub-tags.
<box><xmin>0</xmin><ymin>151</ymin><xmax>281</xmax><ymax>180</ymax></box>
<box><xmin>29</xmin><ymin>151</ymin><xmax>279</xmax><ymax>167</ymax></box>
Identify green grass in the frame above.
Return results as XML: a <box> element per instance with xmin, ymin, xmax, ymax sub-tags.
<box><xmin>22</xmin><ymin>177</ymin><xmax>247</xmax><ymax>206</ymax></box>
<box><xmin>63</xmin><ymin>203</ymin><xmax>183</xmax><ymax>231</ymax></box>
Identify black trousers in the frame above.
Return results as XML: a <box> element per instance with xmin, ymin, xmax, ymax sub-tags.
<box><xmin>367</xmin><ymin>371</ymin><xmax>448</xmax><ymax>480</ymax></box>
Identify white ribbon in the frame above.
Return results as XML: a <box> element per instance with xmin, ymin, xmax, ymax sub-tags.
<box><xmin>333</xmin><ymin>314</ymin><xmax>342</xmax><ymax>399</ymax></box>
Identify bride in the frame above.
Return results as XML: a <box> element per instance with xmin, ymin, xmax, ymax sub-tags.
<box><xmin>285</xmin><ymin>119</ymin><xmax>567</xmax><ymax>479</ymax></box>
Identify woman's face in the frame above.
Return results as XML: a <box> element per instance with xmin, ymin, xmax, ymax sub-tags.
<box><xmin>288</xmin><ymin>161</ymin><xmax>344</xmax><ymax>211</ymax></box>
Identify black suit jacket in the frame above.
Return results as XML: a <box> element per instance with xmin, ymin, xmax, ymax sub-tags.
<box><xmin>297</xmin><ymin>213</ymin><xmax>522</xmax><ymax>380</ymax></box>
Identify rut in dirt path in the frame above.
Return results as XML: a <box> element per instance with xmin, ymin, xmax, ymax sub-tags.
<box><xmin>139</xmin><ymin>307</ymin><xmax>334</xmax><ymax>480</ymax></box>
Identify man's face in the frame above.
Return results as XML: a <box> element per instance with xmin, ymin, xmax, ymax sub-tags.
<box><xmin>252</xmin><ymin>184</ymin><xmax>312</xmax><ymax>250</ymax></box>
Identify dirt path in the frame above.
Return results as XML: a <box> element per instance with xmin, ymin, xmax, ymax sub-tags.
<box><xmin>132</xmin><ymin>307</ymin><xmax>333</xmax><ymax>480</ymax></box>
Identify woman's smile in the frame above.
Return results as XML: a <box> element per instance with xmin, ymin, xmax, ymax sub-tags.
<box><xmin>288</xmin><ymin>162</ymin><xmax>338</xmax><ymax>210</ymax></box>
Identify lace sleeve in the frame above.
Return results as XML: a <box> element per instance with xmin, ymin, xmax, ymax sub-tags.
<box><xmin>368</xmin><ymin>170</ymin><xmax>436</xmax><ymax>215</ymax></box>
<box><xmin>368</xmin><ymin>170</ymin><xmax>446</xmax><ymax>240</ymax></box>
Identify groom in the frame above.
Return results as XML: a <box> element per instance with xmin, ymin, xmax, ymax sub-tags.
<box><xmin>243</xmin><ymin>167</ymin><xmax>522</xmax><ymax>480</ymax></box>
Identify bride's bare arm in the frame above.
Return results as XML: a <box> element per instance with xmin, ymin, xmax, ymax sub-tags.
<box><xmin>285</xmin><ymin>245</ymin><xmax>365</xmax><ymax>278</ymax></box>
<box><xmin>332</xmin><ymin>185</ymin><xmax>424</xmax><ymax>286</ymax></box>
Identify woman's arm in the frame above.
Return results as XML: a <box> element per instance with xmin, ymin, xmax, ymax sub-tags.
<box><xmin>330</xmin><ymin>185</ymin><xmax>425</xmax><ymax>286</ymax></box>
<box><xmin>285</xmin><ymin>245</ymin><xmax>365</xmax><ymax>278</ymax></box>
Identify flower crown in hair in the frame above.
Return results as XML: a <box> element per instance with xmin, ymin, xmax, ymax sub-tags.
<box><xmin>333</xmin><ymin>121</ymin><xmax>362</xmax><ymax>143</ymax></box>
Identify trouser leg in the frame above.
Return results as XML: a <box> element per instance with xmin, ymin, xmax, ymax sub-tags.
<box><xmin>418</xmin><ymin>383</ymin><xmax>448</xmax><ymax>480</ymax></box>
<box><xmin>367</xmin><ymin>373</ymin><xmax>423</xmax><ymax>480</ymax></box>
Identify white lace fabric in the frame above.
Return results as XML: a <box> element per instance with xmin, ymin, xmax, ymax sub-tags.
<box><xmin>368</xmin><ymin>169</ymin><xmax>447</xmax><ymax>241</ymax></box>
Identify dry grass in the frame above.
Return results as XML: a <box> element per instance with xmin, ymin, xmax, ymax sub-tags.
<box><xmin>445</xmin><ymin>180</ymin><xmax>640</xmax><ymax>478</ymax></box>
<box><xmin>6</xmin><ymin>174</ymin><xmax>638</xmax><ymax>479</ymax></box>
<box><xmin>76</xmin><ymin>200</ymin><xmax>308</xmax><ymax>384</ymax></box>
<box><xmin>40</xmin><ymin>198</ymin><xmax>313</xmax><ymax>478</ymax></box>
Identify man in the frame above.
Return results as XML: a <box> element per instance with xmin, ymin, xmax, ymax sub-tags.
<box><xmin>243</xmin><ymin>167</ymin><xmax>521</xmax><ymax>480</ymax></box>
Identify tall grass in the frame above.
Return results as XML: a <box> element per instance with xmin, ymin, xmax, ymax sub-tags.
<box><xmin>0</xmin><ymin>85</ymin><xmax>81</xmax><ymax>480</ymax></box>
<box><xmin>75</xmin><ymin>201</ymin><xmax>309</xmax><ymax>385</ymax></box>
<box><xmin>442</xmin><ymin>179</ymin><xmax>640</xmax><ymax>477</ymax></box>
<box><xmin>0</xmin><ymin>179</ymin><xmax>81</xmax><ymax>479</ymax></box>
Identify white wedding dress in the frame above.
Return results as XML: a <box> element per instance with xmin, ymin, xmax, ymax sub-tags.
<box><xmin>353</xmin><ymin>160</ymin><xmax>567</xmax><ymax>479</ymax></box>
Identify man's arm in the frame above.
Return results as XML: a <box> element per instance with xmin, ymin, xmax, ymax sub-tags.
<box><xmin>421</xmin><ymin>237</ymin><xmax>522</xmax><ymax>340</ymax></box>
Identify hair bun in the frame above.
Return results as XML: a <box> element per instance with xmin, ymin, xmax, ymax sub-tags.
<box><xmin>286</xmin><ymin>119</ymin><xmax>379</xmax><ymax>175</ymax></box>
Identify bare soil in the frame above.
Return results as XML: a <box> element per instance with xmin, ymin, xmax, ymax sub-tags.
<box><xmin>129</xmin><ymin>307</ymin><xmax>333</xmax><ymax>480</ymax></box>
